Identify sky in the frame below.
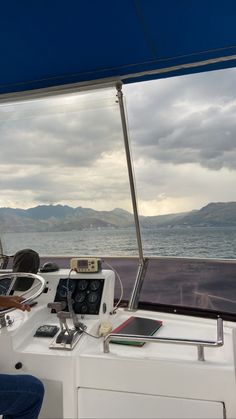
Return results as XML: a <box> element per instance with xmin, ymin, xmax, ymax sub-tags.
<box><xmin>0</xmin><ymin>67</ymin><xmax>236</xmax><ymax>216</ymax></box>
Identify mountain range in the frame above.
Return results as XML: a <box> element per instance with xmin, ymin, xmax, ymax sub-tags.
<box><xmin>0</xmin><ymin>202</ymin><xmax>235</xmax><ymax>233</ymax></box>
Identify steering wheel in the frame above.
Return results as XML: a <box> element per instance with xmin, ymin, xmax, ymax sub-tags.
<box><xmin>0</xmin><ymin>272</ymin><xmax>46</xmax><ymax>316</ymax></box>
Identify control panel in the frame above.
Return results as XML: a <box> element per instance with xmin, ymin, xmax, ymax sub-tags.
<box><xmin>54</xmin><ymin>277</ymin><xmax>104</xmax><ymax>315</ymax></box>
<box><xmin>52</xmin><ymin>270</ymin><xmax>115</xmax><ymax>318</ymax></box>
<box><xmin>0</xmin><ymin>269</ymin><xmax>115</xmax><ymax>320</ymax></box>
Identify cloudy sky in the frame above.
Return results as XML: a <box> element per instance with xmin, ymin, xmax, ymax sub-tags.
<box><xmin>0</xmin><ymin>67</ymin><xmax>236</xmax><ymax>216</ymax></box>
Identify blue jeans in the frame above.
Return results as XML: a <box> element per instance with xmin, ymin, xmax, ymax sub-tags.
<box><xmin>0</xmin><ymin>374</ymin><xmax>44</xmax><ymax>419</ymax></box>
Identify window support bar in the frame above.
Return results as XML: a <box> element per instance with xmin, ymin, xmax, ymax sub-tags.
<box><xmin>116</xmin><ymin>82</ymin><xmax>146</xmax><ymax>311</ymax></box>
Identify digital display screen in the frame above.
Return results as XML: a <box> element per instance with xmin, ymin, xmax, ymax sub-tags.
<box><xmin>78</xmin><ymin>260</ymin><xmax>89</xmax><ymax>268</ymax></box>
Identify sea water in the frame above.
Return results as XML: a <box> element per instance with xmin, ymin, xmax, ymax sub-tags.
<box><xmin>2</xmin><ymin>226</ymin><xmax>236</xmax><ymax>259</ymax></box>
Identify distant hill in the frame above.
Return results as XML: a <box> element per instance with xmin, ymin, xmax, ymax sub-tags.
<box><xmin>0</xmin><ymin>202</ymin><xmax>235</xmax><ymax>232</ymax></box>
<box><xmin>174</xmin><ymin>202</ymin><xmax>236</xmax><ymax>227</ymax></box>
<box><xmin>140</xmin><ymin>212</ymin><xmax>188</xmax><ymax>227</ymax></box>
<box><xmin>0</xmin><ymin>205</ymin><xmax>135</xmax><ymax>232</ymax></box>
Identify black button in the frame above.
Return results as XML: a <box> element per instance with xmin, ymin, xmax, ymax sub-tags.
<box><xmin>15</xmin><ymin>362</ymin><xmax>22</xmax><ymax>370</ymax></box>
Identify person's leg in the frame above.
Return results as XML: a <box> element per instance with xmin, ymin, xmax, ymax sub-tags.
<box><xmin>0</xmin><ymin>374</ymin><xmax>44</xmax><ymax>419</ymax></box>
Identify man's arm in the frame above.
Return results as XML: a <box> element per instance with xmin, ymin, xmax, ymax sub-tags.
<box><xmin>0</xmin><ymin>296</ymin><xmax>31</xmax><ymax>311</ymax></box>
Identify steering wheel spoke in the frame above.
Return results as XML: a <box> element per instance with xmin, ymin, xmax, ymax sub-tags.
<box><xmin>0</xmin><ymin>272</ymin><xmax>46</xmax><ymax>316</ymax></box>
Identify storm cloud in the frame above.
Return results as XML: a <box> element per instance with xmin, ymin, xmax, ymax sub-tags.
<box><xmin>0</xmin><ymin>69</ymin><xmax>236</xmax><ymax>215</ymax></box>
<box><xmin>125</xmin><ymin>69</ymin><xmax>236</xmax><ymax>172</ymax></box>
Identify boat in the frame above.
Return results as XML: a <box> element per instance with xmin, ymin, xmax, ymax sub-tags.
<box><xmin>0</xmin><ymin>1</ymin><xmax>236</xmax><ymax>418</ymax></box>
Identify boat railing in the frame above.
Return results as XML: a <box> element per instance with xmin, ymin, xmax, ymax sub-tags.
<box><xmin>103</xmin><ymin>317</ymin><xmax>224</xmax><ymax>362</ymax></box>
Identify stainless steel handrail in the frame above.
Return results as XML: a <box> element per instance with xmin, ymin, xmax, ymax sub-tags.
<box><xmin>103</xmin><ymin>317</ymin><xmax>224</xmax><ymax>361</ymax></box>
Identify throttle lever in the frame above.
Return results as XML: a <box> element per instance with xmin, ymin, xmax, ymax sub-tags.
<box><xmin>47</xmin><ymin>301</ymin><xmax>67</xmax><ymax>313</ymax></box>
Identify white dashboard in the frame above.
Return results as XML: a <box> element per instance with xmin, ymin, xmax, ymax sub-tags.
<box><xmin>0</xmin><ymin>269</ymin><xmax>235</xmax><ymax>418</ymax></box>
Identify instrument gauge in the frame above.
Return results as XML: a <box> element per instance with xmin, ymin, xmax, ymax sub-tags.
<box><xmin>75</xmin><ymin>292</ymin><xmax>86</xmax><ymax>304</ymax></box>
<box><xmin>80</xmin><ymin>303</ymin><xmax>88</xmax><ymax>314</ymax></box>
<box><xmin>78</xmin><ymin>279</ymin><xmax>88</xmax><ymax>291</ymax></box>
<box><xmin>90</xmin><ymin>280</ymin><xmax>100</xmax><ymax>291</ymax></box>
<box><xmin>73</xmin><ymin>302</ymin><xmax>88</xmax><ymax>314</ymax></box>
<box><xmin>58</xmin><ymin>278</ymin><xmax>76</xmax><ymax>298</ymax></box>
<box><xmin>88</xmin><ymin>292</ymin><xmax>99</xmax><ymax>304</ymax></box>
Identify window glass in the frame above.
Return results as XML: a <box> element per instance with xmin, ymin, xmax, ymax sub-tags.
<box><xmin>0</xmin><ymin>88</ymin><xmax>137</xmax><ymax>256</ymax></box>
<box><xmin>124</xmin><ymin>68</ymin><xmax>236</xmax><ymax>259</ymax></box>
<box><xmin>123</xmin><ymin>68</ymin><xmax>236</xmax><ymax>316</ymax></box>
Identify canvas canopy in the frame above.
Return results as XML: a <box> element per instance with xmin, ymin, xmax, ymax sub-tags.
<box><xmin>1</xmin><ymin>0</ymin><xmax>236</xmax><ymax>96</ymax></box>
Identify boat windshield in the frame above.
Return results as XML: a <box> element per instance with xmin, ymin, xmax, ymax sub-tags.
<box><xmin>123</xmin><ymin>67</ymin><xmax>236</xmax><ymax>320</ymax></box>
<box><xmin>0</xmin><ymin>87</ymin><xmax>136</xmax><ymax>256</ymax></box>
<box><xmin>0</xmin><ymin>68</ymin><xmax>236</xmax><ymax>320</ymax></box>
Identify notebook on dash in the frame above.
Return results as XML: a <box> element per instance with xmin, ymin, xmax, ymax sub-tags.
<box><xmin>111</xmin><ymin>316</ymin><xmax>163</xmax><ymax>347</ymax></box>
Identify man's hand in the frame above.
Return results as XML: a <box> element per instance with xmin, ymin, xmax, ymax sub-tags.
<box><xmin>0</xmin><ymin>296</ymin><xmax>31</xmax><ymax>311</ymax></box>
